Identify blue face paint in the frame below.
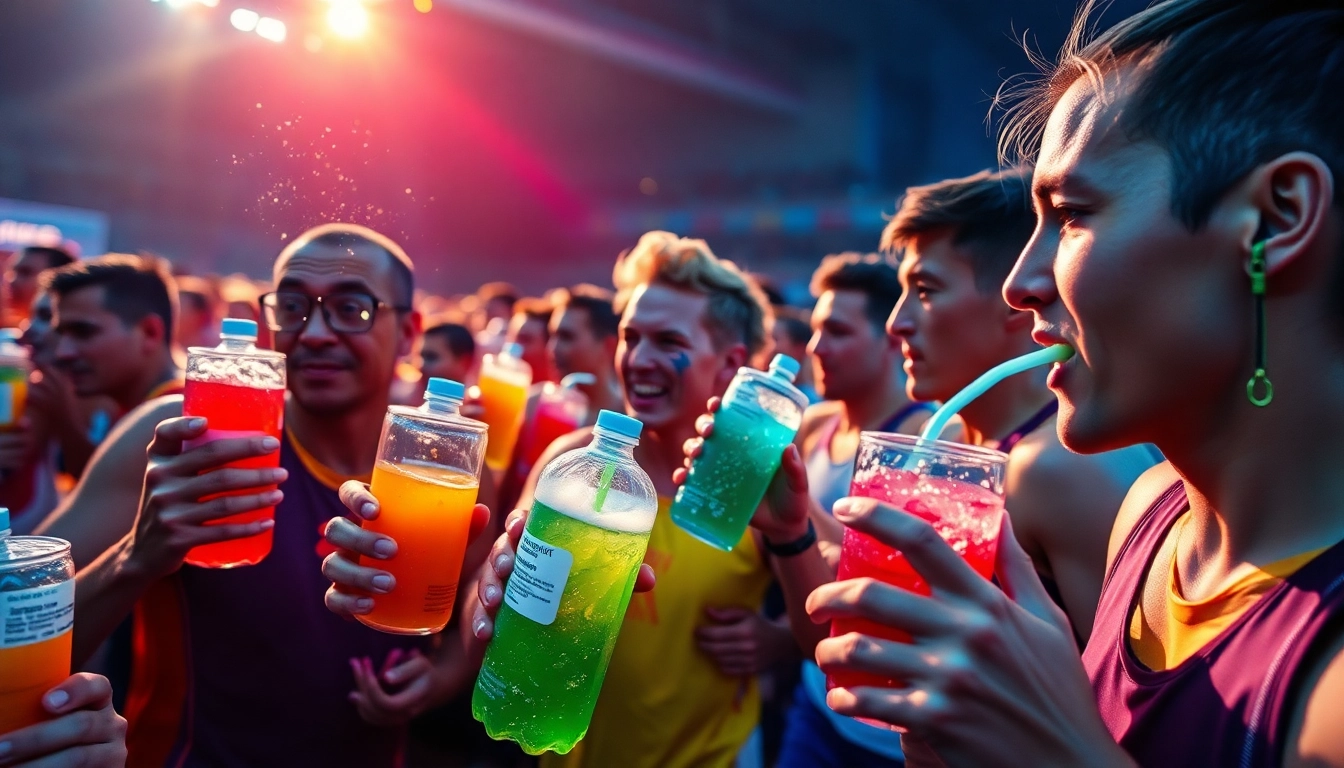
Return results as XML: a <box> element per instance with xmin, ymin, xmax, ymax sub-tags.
<box><xmin>671</xmin><ymin>351</ymin><xmax>690</xmax><ymax>375</ymax></box>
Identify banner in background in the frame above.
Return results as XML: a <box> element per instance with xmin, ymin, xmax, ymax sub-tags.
<box><xmin>0</xmin><ymin>198</ymin><xmax>109</xmax><ymax>257</ymax></box>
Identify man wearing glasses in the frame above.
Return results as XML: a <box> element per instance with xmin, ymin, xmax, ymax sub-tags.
<box><xmin>36</xmin><ymin>223</ymin><xmax>499</xmax><ymax>767</ymax></box>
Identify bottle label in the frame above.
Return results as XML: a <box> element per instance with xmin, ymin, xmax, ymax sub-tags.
<box><xmin>0</xmin><ymin>382</ymin><xmax>12</xmax><ymax>425</ymax></box>
<box><xmin>504</xmin><ymin>529</ymin><xmax>573</xmax><ymax>626</ymax></box>
<box><xmin>1</xmin><ymin>579</ymin><xmax>75</xmax><ymax>649</ymax></box>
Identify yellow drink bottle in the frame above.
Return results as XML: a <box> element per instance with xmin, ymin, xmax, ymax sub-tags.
<box><xmin>0</xmin><ymin>329</ymin><xmax>31</xmax><ymax>431</ymax></box>
<box><xmin>0</xmin><ymin>508</ymin><xmax>75</xmax><ymax>735</ymax></box>
<box><xmin>478</xmin><ymin>343</ymin><xmax>532</xmax><ymax>471</ymax></box>
<box><xmin>358</xmin><ymin>378</ymin><xmax>488</xmax><ymax>635</ymax></box>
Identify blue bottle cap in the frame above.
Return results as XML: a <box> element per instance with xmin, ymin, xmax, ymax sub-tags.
<box><xmin>503</xmin><ymin>342</ymin><xmax>524</xmax><ymax>359</ymax></box>
<box><xmin>769</xmin><ymin>354</ymin><xmax>800</xmax><ymax>381</ymax></box>
<box><xmin>221</xmin><ymin>318</ymin><xmax>258</xmax><ymax>339</ymax></box>
<box><xmin>425</xmin><ymin>377</ymin><xmax>466</xmax><ymax>402</ymax></box>
<box><xmin>596</xmin><ymin>410</ymin><xmax>643</xmax><ymax>440</ymax></box>
<box><xmin>0</xmin><ymin>507</ymin><xmax>9</xmax><ymax>531</ymax></box>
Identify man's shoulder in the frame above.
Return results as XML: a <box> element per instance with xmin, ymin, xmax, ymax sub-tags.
<box><xmin>1009</xmin><ymin>428</ymin><xmax>1156</xmax><ymax>497</ymax></box>
<box><xmin>799</xmin><ymin>400</ymin><xmax>842</xmax><ymax>441</ymax></box>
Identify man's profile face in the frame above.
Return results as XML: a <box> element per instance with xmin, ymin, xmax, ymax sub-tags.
<box><xmin>807</xmin><ymin>289</ymin><xmax>893</xmax><ymax>401</ymax></box>
<box><xmin>419</xmin><ymin>334</ymin><xmax>471</xmax><ymax>384</ymax></box>
<box><xmin>616</xmin><ymin>283</ymin><xmax>735</xmax><ymax>432</ymax></box>
<box><xmin>507</xmin><ymin>314</ymin><xmax>550</xmax><ymax>380</ymax></box>
<box><xmin>1005</xmin><ymin>70</ymin><xmax>1251</xmax><ymax>453</ymax></box>
<box><xmin>52</xmin><ymin>285</ymin><xmax>149</xmax><ymax>399</ymax></box>
<box><xmin>549</xmin><ymin>305</ymin><xmax>606</xmax><ymax>380</ymax></box>
<box><xmin>889</xmin><ymin>235</ymin><xmax>1015</xmax><ymax>404</ymax></box>
<box><xmin>6</xmin><ymin>251</ymin><xmax>55</xmax><ymax>315</ymax></box>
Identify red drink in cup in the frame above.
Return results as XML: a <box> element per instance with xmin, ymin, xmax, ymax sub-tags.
<box><xmin>182</xmin><ymin>318</ymin><xmax>286</xmax><ymax>569</ymax></box>
<box><xmin>829</xmin><ymin>433</ymin><xmax>1007</xmax><ymax>694</ymax></box>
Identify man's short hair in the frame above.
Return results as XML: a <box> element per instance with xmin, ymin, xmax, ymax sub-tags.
<box><xmin>553</xmin><ymin>284</ymin><xmax>619</xmax><ymax>340</ymax></box>
<box><xmin>20</xmin><ymin>246</ymin><xmax>77</xmax><ymax>271</ymax></box>
<box><xmin>880</xmin><ymin>168</ymin><xmax>1035</xmax><ymax>292</ymax></box>
<box><xmin>280</xmin><ymin>223</ymin><xmax>415</xmax><ymax>308</ymax></box>
<box><xmin>44</xmin><ymin>253</ymin><xmax>177</xmax><ymax>348</ymax></box>
<box><xmin>774</xmin><ymin>307</ymin><xmax>813</xmax><ymax>347</ymax></box>
<box><xmin>999</xmin><ymin>0</ymin><xmax>1343</xmax><ymax>235</ymax></box>
<box><xmin>613</xmin><ymin>231</ymin><xmax>771</xmax><ymax>356</ymax></box>
<box><xmin>809</xmin><ymin>252</ymin><xmax>903</xmax><ymax>331</ymax></box>
<box><xmin>424</xmin><ymin>322</ymin><xmax>475</xmax><ymax>360</ymax></box>
<box><xmin>477</xmin><ymin>282</ymin><xmax>519</xmax><ymax>308</ymax></box>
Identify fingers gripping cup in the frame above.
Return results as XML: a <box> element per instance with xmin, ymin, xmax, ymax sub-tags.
<box><xmin>359</xmin><ymin>378</ymin><xmax>488</xmax><ymax>635</ymax></box>
<box><xmin>829</xmin><ymin>434</ymin><xmax>1007</xmax><ymax>693</ymax></box>
<box><xmin>183</xmin><ymin>319</ymin><xmax>287</xmax><ymax>568</ymax></box>
<box><xmin>0</xmin><ymin>508</ymin><xmax>75</xmax><ymax>735</ymax></box>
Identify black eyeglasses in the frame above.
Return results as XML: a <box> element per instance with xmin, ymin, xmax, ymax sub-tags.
<box><xmin>259</xmin><ymin>291</ymin><xmax>410</xmax><ymax>335</ymax></box>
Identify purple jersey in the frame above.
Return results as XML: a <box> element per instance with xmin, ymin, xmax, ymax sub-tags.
<box><xmin>125</xmin><ymin>432</ymin><xmax>430</xmax><ymax>767</ymax></box>
<box><xmin>1084</xmin><ymin>482</ymin><xmax>1344</xmax><ymax>767</ymax></box>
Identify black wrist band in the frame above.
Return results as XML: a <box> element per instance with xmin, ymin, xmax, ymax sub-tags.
<box><xmin>764</xmin><ymin>519</ymin><xmax>816</xmax><ymax>558</ymax></box>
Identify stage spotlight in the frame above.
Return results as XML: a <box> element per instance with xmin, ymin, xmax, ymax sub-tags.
<box><xmin>414</xmin><ymin>0</ymin><xmax>432</xmax><ymax>12</ymax></box>
<box><xmin>256</xmin><ymin>16</ymin><xmax>287</xmax><ymax>42</ymax></box>
<box><xmin>327</xmin><ymin>0</ymin><xmax>369</xmax><ymax>39</ymax></box>
<box><xmin>230</xmin><ymin>8</ymin><xmax>260</xmax><ymax>31</ymax></box>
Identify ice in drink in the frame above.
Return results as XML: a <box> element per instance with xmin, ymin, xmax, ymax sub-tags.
<box><xmin>478</xmin><ymin>343</ymin><xmax>532</xmax><ymax>471</ymax></box>
<box><xmin>473</xmin><ymin>410</ymin><xmax>655</xmax><ymax>755</ymax></box>
<box><xmin>671</xmin><ymin>355</ymin><xmax>807</xmax><ymax>550</ymax></box>
<box><xmin>829</xmin><ymin>434</ymin><xmax>1006</xmax><ymax>693</ymax></box>
<box><xmin>0</xmin><ymin>508</ymin><xmax>74</xmax><ymax>735</ymax></box>
<box><xmin>358</xmin><ymin>378</ymin><xmax>487</xmax><ymax>635</ymax></box>
<box><xmin>182</xmin><ymin>319</ymin><xmax>286</xmax><ymax>568</ymax></box>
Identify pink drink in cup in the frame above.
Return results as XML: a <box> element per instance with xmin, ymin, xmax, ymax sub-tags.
<box><xmin>829</xmin><ymin>433</ymin><xmax>1007</xmax><ymax>697</ymax></box>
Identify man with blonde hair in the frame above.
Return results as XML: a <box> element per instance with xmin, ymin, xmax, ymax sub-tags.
<box><xmin>323</xmin><ymin>230</ymin><xmax>790</xmax><ymax>768</ymax></box>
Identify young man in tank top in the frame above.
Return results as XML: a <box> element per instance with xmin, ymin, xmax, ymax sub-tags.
<box><xmin>777</xmin><ymin>252</ymin><xmax>931</xmax><ymax>767</ymax></box>
<box><xmin>32</xmin><ymin>224</ymin><xmax>497</xmax><ymax>767</ymax></box>
<box><xmin>329</xmin><ymin>231</ymin><xmax>788</xmax><ymax>768</ymax></box>
<box><xmin>802</xmin><ymin>2</ymin><xmax>1344</xmax><ymax>765</ymax></box>
<box><xmin>883</xmin><ymin>167</ymin><xmax>1156</xmax><ymax>642</ymax></box>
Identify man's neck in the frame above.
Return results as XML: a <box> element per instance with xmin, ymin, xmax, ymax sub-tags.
<box><xmin>1164</xmin><ymin>350</ymin><xmax>1344</xmax><ymax>572</ymax></box>
<box><xmin>122</xmin><ymin>356</ymin><xmax>182</xmax><ymax>411</ymax></box>
<box><xmin>285</xmin><ymin>397</ymin><xmax>388</xmax><ymax>478</ymax></box>
<box><xmin>954</xmin><ymin>366</ymin><xmax>1055</xmax><ymax>448</ymax></box>
<box><xmin>581</xmin><ymin>369</ymin><xmax>626</xmax><ymax>417</ymax></box>
<box><xmin>637</xmin><ymin>420</ymin><xmax>700</xmax><ymax>497</ymax></box>
<box><xmin>839</xmin><ymin>368</ymin><xmax>916</xmax><ymax>433</ymax></box>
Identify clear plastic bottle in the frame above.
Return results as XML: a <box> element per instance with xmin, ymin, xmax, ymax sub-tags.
<box><xmin>359</xmin><ymin>378</ymin><xmax>488</xmax><ymax>635</ymax></box>
<box><xmin>670</xmin><ymin>354</ymin><xmax>809</xmax><ymax>550</ymax></box>
<box><xmin>0</xmin><ymin>508</ymin><xmax>75</xmax><ymax>734</ymax></box>
<box><xmin>478</xmin><ymin>342</ymin><xmax>533</xmax><ymax>471</ymax></box>
<box><xmin>182</xmin><ymin>318</ymin><xmax>287</xmax><ymax>568</ymax></box>
<box><xmin>0</xmin><ymin>328</ymin><xmax>31</xmax><ymax>431</ymax></box>
<box><xmin>473</xmin><ymin>410</ymin><xmax>656</xmax><ymax>755</ymax></box>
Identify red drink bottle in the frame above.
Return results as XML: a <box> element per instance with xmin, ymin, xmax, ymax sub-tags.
<box><xmin>182</xmin><ymin>318</ymin><xmax>286</xmax><ymax>568</ymax></box>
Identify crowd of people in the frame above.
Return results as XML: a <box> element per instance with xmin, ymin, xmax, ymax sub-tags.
<box><xmin>1</xmin><ymin>0</ymin><xmax>1343</xmax><ymax>766</ymax></box>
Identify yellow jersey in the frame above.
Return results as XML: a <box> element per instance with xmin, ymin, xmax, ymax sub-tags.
<box><xmin>542</xmin><ymin>498</ymin><xmax>772</xmax><ymax>768</ymax></box>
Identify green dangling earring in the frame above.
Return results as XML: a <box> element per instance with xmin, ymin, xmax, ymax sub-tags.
<box><xmin>1246</xmin><ymin>241</ymin><xmax>1274</xmax><ymax>407</ymax></box>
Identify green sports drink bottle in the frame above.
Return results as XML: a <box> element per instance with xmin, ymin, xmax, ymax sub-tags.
<box><xmin>472</xmin><ymin>410</ymin><xmax>657</xmax><ymax>755</ymax></box>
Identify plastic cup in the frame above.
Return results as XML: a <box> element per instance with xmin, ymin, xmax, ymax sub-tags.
<box><xmin>829</xmin><ymin>433</ymin><xmax>1007</xmax><ymax>697</ymax></box>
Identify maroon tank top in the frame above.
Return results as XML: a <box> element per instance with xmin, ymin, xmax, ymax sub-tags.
<box><xmin>1083</xmin><ymin>482</ymin><xmax>1344</xmax><ymax>767</ymax></box>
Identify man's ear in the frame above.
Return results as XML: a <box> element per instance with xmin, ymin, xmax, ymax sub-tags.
<box><xmin>1242</xmin><ymin>151</ymin><xmax>1335</xmax><ymax>280</ymax></box>
<box><xmin>399</xmin><ymin>310</ymin><xmax>423</xmax><ymax>359</ymax></box>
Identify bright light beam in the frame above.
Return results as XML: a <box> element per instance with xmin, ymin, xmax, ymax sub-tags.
<box><xmin>327</xmin><ymin>1</ymin><xmax>370</xmax><ymax>39</ymax></box>
<box><xmin>255</xmin><ymin>16</ymin><xmax>287</xmax><ymax>42</ymax></box>
<box><xmin>230</xmin><ymin>8</ymin><xmax>260</xmax><ymax>31</ymax></box>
